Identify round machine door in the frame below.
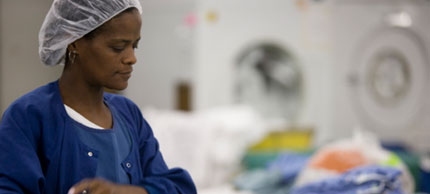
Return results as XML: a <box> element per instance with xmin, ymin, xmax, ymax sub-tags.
<box><xmin>235</xmin><ymin>43</ymin><xmax>303</xmax><ymax>120</ymax></box>
<box><xmin>349</xmin><ymin>28</ymin><xmax>429</xmax><ymax>133</ymax></box>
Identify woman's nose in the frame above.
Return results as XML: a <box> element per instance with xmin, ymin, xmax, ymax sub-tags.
<box><xmin>123</xmin><ymin>47</ymin><xmax>137</xmax><ymax>65</ymax></box>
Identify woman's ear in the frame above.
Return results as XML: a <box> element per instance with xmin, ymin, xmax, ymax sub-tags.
<box><xmin>65</xmin><ymin>42</ymin><xmax>79</xmax><ymax>66</ymax></box>
<box><xmin>67</xmin><ymin>42</ymin><xmax>78</xmax><ymax>53</ymax></box>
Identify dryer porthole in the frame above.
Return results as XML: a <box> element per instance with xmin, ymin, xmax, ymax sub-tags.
<box><xmin>235</xmin><ymin>43</ymin><xmax>303</xmax><ymax>121</ymax></box>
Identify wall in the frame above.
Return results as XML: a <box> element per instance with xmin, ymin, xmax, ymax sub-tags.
<box><xmin>0</xmin><ymin>0</ymin><xmax>63</xmax><ymax>116</ymax></box>
<box><xmin>125</xmin><ymin>0</ymin><xmax>196</xmax><ymax>110</ymax></box>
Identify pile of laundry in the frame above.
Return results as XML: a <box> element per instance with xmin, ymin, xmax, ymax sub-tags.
<box><xmin>234</xmin><ymin>131</ymin><xmax>417</xmax><ymax>194</ymax></box>
<box><xmin>143</xmin><ymin>107</ymin><xmax>429</xmax><ymax>193</ymax></box>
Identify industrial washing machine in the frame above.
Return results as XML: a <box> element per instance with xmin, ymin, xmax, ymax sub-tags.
<box><xmin>193</xmin><ymin>0</ymin><xmax>335</xmax><ymax>143</ymax></box>
<box><xmin>328</xmin><ymin>0</ymin><xmax>430</xmax><ymax>152</ymax></box>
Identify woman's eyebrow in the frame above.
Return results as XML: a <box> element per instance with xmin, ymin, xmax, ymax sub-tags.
<box><xmin>110</xmin><ymin>37</ymin><xmax>141</xmax><ymax>43</ymax></box>
<box><xmin>110</xmin><ymin>39</ymin><xmax>131</xmax><ymax>44</ymax></box>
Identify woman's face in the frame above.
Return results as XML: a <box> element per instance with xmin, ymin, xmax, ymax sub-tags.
<box><xmin>73</xmin><ymin>9</ymin><xmax>142</xmax><ymax>90</ymax></box>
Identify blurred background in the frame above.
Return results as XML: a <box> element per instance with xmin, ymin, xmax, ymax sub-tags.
<box><xmin>1</xmin><ymin>0</ymin><xmax>430</xmax><ymax>193</ymax></box>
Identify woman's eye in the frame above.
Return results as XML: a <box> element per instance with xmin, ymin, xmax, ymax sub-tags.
<box><xmin>112</xmin><ymin>47</ymin><xmax>125</xmax><ymax>53</ymax></box>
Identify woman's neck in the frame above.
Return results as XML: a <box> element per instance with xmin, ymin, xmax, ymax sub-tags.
<box><xmin>58</xmin><ymin>69</ymin><xmax>113</xmax><ymax>128</ymax></box>
<box><xmin>59</xmin><ymin>75</ymin><xmax>104</xmax><ymax>108</ymax></box>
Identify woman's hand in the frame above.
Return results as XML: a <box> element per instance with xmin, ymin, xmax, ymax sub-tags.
<box><xmin>68</xmin><ymin>178</ymin><xmax>148</xmax><ymax>194</ymax></box>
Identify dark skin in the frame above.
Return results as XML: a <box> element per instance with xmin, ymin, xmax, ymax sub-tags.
<box><xmin>60</xmin><ymin>8</ymin><xmax>147</xmax><ymax>194</ymax></box>
<box><xmin>60</xmin><ymin>8</ymin><xmax>141</xmax><ymax>129</ymax></box>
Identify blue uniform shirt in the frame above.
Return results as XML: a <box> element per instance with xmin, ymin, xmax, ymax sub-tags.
<box><xmin>0</xmin><ymin>81</ymin><xmax>197</xmax><ymax>194</ymax></box>
<box><xmin>71</xmin><ymin>102</ymin><xmax>132</xmax><ymax>184</ymax></box>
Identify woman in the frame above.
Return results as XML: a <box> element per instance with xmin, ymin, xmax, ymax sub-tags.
<box><xmin>0</xmin><ymin>0</ymin><xmax>197</xmax><ymax>194</ymax></box>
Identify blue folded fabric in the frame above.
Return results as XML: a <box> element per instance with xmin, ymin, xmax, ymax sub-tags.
<box><xmin>234</xmin><ymin>152</ymin><xmax>310</xmax><ymax>194</ymax></box>
<box><xmin>290</xmin><ymin>165</ymin><xmax>404</xmax><ymax>194</ymax></box>
<box><xmin>267</xmin><ymin>152</ymin><xmax>310</xmax><ymax>183</ymax></box>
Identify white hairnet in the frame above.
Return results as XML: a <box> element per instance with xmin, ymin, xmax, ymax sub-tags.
<box><xmin>39</xmin><ymin>0</ymin><xmax>142</xmax><ymax>66</ymax></box>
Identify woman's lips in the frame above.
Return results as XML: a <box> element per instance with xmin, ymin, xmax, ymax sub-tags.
<box><xmin>118</xmin><ymin>71</ymin><xmax>132</xmax><ymax>79</ymax></box>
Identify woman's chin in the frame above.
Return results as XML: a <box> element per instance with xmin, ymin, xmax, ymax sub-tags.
<box><xmin>105</xmin><ymin>82</ymin><xmax>128</xmax><ymax>92</ymax></box>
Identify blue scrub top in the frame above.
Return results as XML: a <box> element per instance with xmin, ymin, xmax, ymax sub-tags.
<box><xmin>71</xmin><ymin>102</ymin><xmax>132</xmax><ymax>184</ymax></box>
<box><xmin>0</xmin><ymin>80</ymin><xmax>197</xmax><ymax>194</ymax></box>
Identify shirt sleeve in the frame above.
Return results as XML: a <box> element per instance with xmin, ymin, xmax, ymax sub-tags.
<box><xmin>131</xmin><ymin>104</ymin><xmax>197</xmax><ymax>194</ymax></box>
<box><xmin>0</xmin><ymin>105</ymin><xmax>45</xmax><ymax>194</ymax></box>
